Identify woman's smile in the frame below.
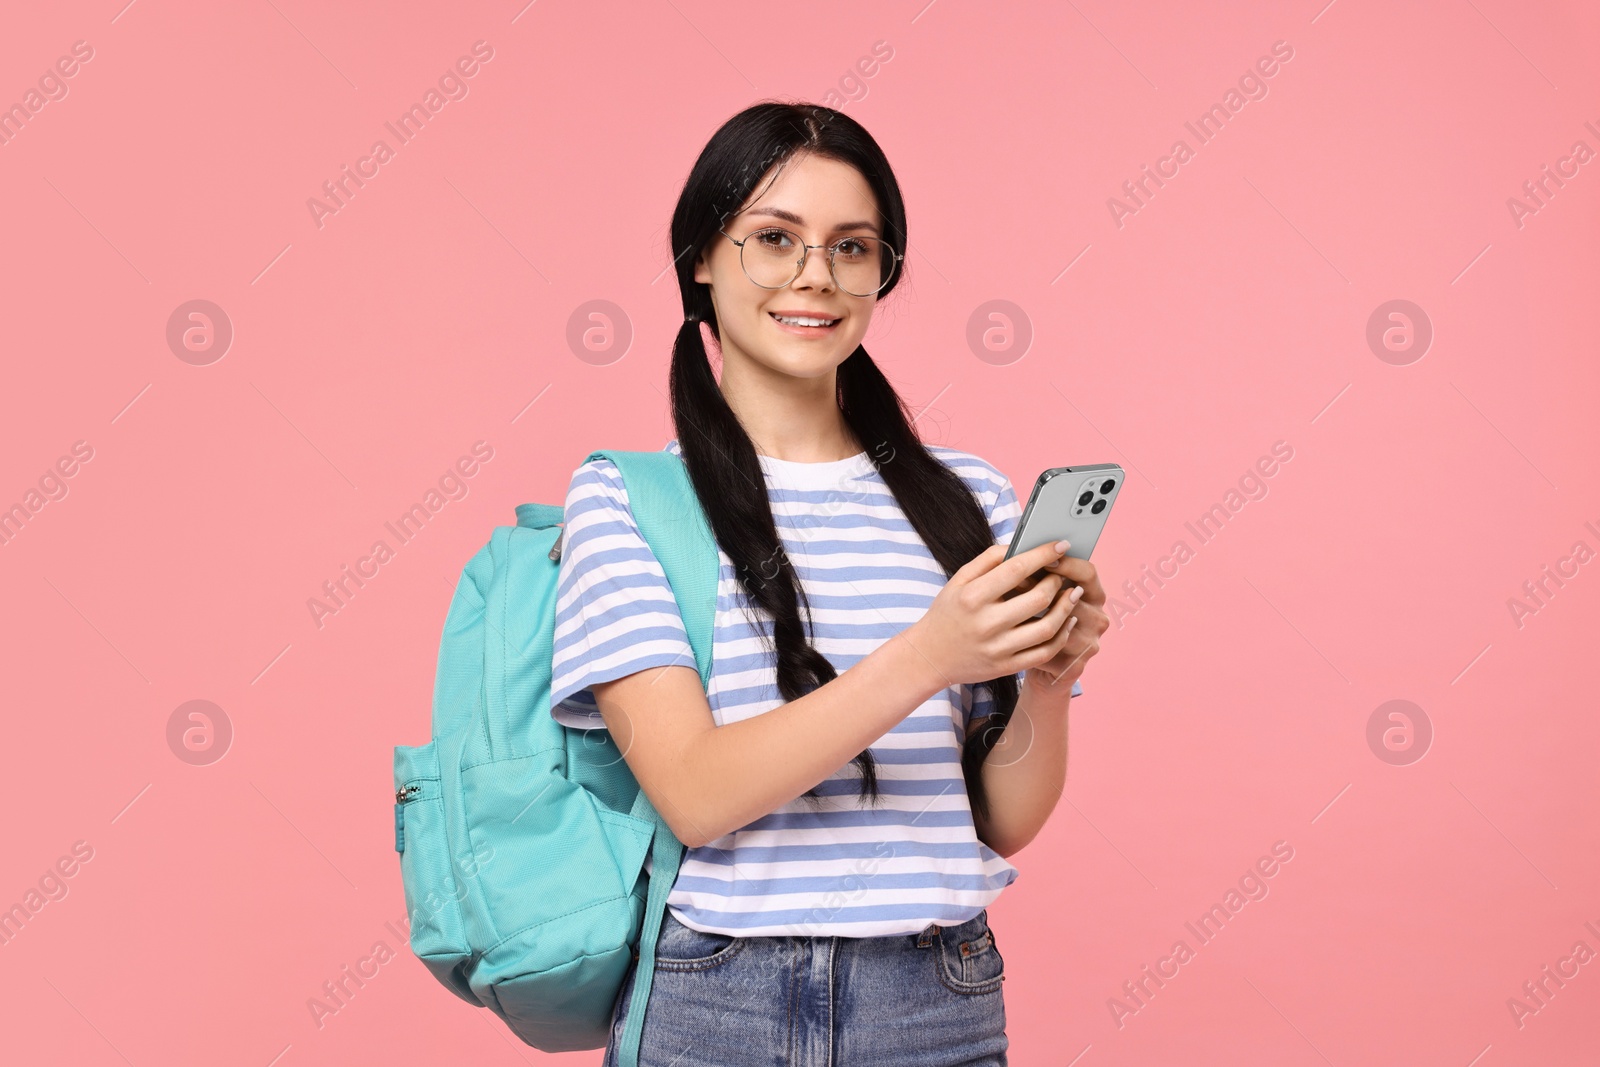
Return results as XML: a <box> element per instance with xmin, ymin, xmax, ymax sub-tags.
<box><xmin>767</xmin><ymin>309</ymin><xmax>843</xmax><ymax>337</ymax></box>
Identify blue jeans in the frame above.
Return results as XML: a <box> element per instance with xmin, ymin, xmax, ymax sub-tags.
<box><xmin>602</xmin><ymin>906</ymin><xmax>1008</xmax><ymax>1066</ymax></box>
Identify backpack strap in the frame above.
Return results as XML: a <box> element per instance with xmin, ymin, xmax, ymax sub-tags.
<box><xmin>587</xmin><ymin>448</ymin><xmax>718</xmax><ymax>685</ymax></box>
<box><xmin>583</xmin><ymin>447</ymin><xmax>718</xmax><ymax>1067</ymax></box>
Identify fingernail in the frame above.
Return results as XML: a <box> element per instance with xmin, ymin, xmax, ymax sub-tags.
<box><xmin>1069</xmin><ymin>586</ymin><xmax>1085</xmax><ymax>603</ymax></box>
<box><xmin>1054</xmin><ymin>540</ymin><xmax>1071</xmax><ymax>553</ymax></box>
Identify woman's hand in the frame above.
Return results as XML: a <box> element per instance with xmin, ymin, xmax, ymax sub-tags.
<box><xmin>905</xmin><ymin>541</ymin><xmax>1083</xmax><ymax>689</ymax></box>
<box><xmin>1013</xmin><ymin>549</ymin><xmax>1106</xmax><ymax>699</ymax></box>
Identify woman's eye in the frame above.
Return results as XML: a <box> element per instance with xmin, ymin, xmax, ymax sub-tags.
<box><xmin>834</xmin><ymin>238</ymin><xmax>869</xmax><ymax>258</ymax></box>
<box><xmin>755</xmin><ymin>229</ymin><xmax>793</xmax><ymax>249</ymax></box>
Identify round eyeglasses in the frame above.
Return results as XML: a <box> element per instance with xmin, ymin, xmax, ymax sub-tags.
<box><xmin>718</xmin><ymin>226</ymin><xmax>902</xmax><ymax>297</ymax></box>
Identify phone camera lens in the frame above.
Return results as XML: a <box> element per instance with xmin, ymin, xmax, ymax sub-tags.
<box><xmin>1100</xmin><ymin>479</ymin><xmax>1116</xmax><ymax>494</ymax></box>
<box><xmin>1091</xmin><ymin>499</ymin><xmax>1106</xmax><ymax>515</ymax></box>
<box><xmin>1077</xmin><ymin>490</ymin><xmax>1094</xmax><ymax>506</ymax></box>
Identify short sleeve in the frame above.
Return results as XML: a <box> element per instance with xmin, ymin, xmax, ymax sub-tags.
<box><xmin>549</xmin><ymin>458</ymin><xmax>698</xmax><ymax>729</ymax></box>
<box><xmin>965</xmin><ymin>463</ymin><xmax>1081</xmax><ymax>719</ymax></box>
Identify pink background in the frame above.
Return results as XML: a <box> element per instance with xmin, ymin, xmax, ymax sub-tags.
<box><xmin>2</xmin><ymin>1</ymin><xmax>1597</xmax><ymax>1063</ymax></box>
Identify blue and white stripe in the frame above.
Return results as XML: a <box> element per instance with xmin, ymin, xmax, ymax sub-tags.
<box><xmin>549</xmin><ymin>438</ymin><xmax>1080</xmax><ymax>937</ymax></box>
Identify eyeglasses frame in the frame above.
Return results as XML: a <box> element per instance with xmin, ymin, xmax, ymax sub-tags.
<box><xmin>717</xmin><ymin>225</ymin><xmax>904</xmax><ymax>297</ymax></box>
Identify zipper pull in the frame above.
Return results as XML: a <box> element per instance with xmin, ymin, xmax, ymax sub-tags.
<box><xmin>394</xmin><ymin>783</ymin><xmax>421</xmax><ymax>853</ymax></box>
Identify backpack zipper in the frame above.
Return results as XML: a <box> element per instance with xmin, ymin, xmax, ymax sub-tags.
<box><xmin>394</xmin><ymin>783</ymin><xmax>422</xmax><ymax>852</ymax></box>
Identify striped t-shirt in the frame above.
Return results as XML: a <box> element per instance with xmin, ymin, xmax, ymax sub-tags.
<box><xmin>548</xmin><ymin>438</ymin><xmax>1081</xmax><ymax>938</ymax></box>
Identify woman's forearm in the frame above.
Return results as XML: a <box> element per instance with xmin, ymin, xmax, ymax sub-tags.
<box><xmin>673</xmin><ymin>626</ymin><xmax>953</xmax><ymax>848</ymax></box>
<box><xmin>973</xmin><ymin>679</ymin><xmax>1071</xmax><ymax>858</ymax></box>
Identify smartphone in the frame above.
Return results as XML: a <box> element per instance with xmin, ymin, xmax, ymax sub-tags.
<box><xmin>1003</xmin><ymin>463</ymin><xmax>1124</xmax><ymax>617</ymax></box>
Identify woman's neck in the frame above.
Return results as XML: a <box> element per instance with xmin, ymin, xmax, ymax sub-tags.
<box><xmin>719</xmin><ymin>365</ymin><xmax>862</xmax><ymax>463</ymax></box>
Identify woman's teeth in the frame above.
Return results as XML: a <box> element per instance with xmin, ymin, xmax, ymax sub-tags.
<box><xmin>771</xmin><ymin>313</ymin><xmax>839</xmax><ymax>327</ymax></box>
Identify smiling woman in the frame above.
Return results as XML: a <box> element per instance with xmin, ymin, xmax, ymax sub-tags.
<box><xmin>689</xmin><ymin>153</ymin><xmax>902</xmax><ymax>406</ymax></box>
<box><xmin>552</xmin><ymin>99</ymin><xmax>1103</xmax><ymax>1067</ymax></box>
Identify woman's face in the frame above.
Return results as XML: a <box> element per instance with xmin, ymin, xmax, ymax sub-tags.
<box><xmin>695</xmin><ymin>152</ymin><xmax>886</xmax><ymax>383</ymax></box>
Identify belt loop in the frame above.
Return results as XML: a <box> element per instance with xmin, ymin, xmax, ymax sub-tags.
<box><xmin>916</xmin><ymin>923</ymin><xmax>938</xmax><ymax>949</ymax></box>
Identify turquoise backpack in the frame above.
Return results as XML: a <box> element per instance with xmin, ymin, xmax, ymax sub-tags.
<box><xmin>392</xmin><ymin>449</ymin><xmax>719</xmax><ymax>1067</ymax></box>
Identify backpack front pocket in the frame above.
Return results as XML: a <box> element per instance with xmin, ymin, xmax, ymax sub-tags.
<box><xmin>457</xmin><ymin>752</ymin><xmax>653</xmax><ymax>950</ymax></box>
<box><xmin>393</xmin><ymin>743</ymin><xmax>475</xmax><ymax>1003</ymax></box>
<box><xmin>457</xmin><ymin>750</ymin><xmax>654</xmax><ymax>1050</ymax></box>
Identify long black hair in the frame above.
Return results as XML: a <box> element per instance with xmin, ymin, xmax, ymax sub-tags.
<box><xmin>667</xmin><ymin>101</ymin><xmax>1020</xmax><ymax>824</ymax></box>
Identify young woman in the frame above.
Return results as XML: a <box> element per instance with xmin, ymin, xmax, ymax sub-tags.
<box><xmin>549</xmin><ymin>101</ymin><xmax>1107</xmax><ymax>1067</ymax></box>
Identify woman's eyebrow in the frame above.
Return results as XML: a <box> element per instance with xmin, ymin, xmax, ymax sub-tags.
<box><xmin>741</xmin><ymin>207</ymin><xmax>881</xmax><ymax>235</ymax></box>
